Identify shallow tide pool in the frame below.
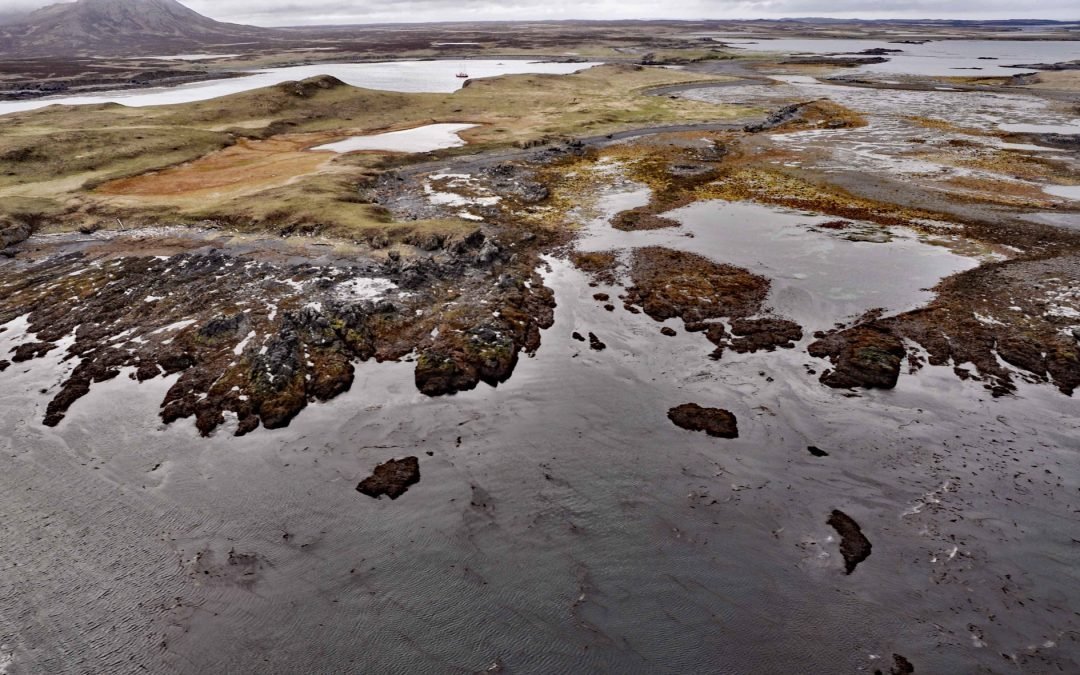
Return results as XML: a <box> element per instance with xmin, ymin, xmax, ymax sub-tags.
<box><xmin>576</xmin><ymin>188</ymin><xmax>979</xmax><ymax>329</ymax></box>
<box><xmin>727</xmin><ymin>38</ymin><xmax>1080</xmax><ymax>77</ymax></box>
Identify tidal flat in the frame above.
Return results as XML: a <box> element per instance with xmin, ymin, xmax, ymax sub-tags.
<box><xmin>1</xmin><ymin>18</ymin><xmax>1079</xmax><ymax>674</ymax></box>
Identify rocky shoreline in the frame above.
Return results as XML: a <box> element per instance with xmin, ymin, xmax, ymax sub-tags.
<box><xmin>0</xmin><ymin>224</ymin><xmax>554</xmax><ymax>435</ymax></box>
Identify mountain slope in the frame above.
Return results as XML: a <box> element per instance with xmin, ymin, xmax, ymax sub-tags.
<box><xmin>0</xmin><ymin>0</ymin><xmax>273</xmax><ymax>54</ymax></box>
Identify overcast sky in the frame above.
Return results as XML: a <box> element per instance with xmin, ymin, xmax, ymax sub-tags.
<box><xmin>6</xmin><ymin>0</ymin><xmax>1079</xmax><ymax>26</ymax></box>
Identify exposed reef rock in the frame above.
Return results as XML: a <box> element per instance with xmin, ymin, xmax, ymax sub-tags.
<box><xmin>809</xmin><ymin>324</ymin><xmax>906</xmax><ymax>390</ymax></box>
<box><xmin>357</xmin><ymin>457</ymin><xmax>421</xmax><ymax>500</ymax></box>
<box><xmin>827</xmin><ymin>509</ymin><xmax>872</xmax><ymax>574</ymax></box>
<box><xmin>11</xmin><ymin>341</ymin><xmax>56</xmax><ymax>362</ymax></box>
<box><xmin>569</xmin><ymin>250</ymin><xmax>620</xmax><ymax>285</ymax></box>
<box><xmin>667</xmin><ymin>403</ymin><xmax>739</xmax><ymax>439</ymax></box>
<box><xmin>620</xmin><ymin>247</ymin><xmax>804</xmax><ymax>359</ymax></box>
<box><xmin>728</xmin><ymin>318</ymin><xmax>804</xmax><ymax>353</ymax></box>
<box><xmin>624</xmin><ymin>247</ymin><xmax>770</xmax><ymax>324</ymax></box>
<box><xmin>780</xmin><ymin>56</ymin><xmax>889</xmax><ymax>67</ymax></box>
<box><xmin>0</xmin><ymin>217</ymin><xmax>34</xmax><ymax>250</ymax></box>
<box><xmin>0</xmin><ymin>230</ymin><xmax>555</xmax><ymax>435</ymax></box>
<box><xmin>1005</xmin><ymin>60</ymin><xmax>1080</xmax><ymax>71</ymax></box>
<box><xmin>610</xmin><ymin>206</ymin><xmax>681</xmax><ymax>231</ymax></box>
<box><xmin>809</xmin><ymin>256</ymin><xmax>1080</xmax><ymax>397</ymax></box>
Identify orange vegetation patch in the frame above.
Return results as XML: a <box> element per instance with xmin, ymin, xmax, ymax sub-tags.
<box><xmin>97</xmin><ymin>134</ymin><xmax>339</xmax><ymax>202</ymax></box>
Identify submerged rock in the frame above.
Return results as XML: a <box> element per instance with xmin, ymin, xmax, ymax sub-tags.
<box><xmin>827</xmin><ymin>509</ymin><xmax>872</xmax><ymax>574</ymax></box>
<box><xmin>667</xmin><ymin>404</ymin><xmax>738</xmax><ymax>439</ymax></box>
<box><xmin>891</xmin><ymin>654</ymin><xmax>915</xmax><ymax>675</ymax></box>
<box><xmin>357</xmin><ymin>457</ymin><xmax>421</xmax><ymax>500</ymax></box>
<box><xmin>874</xmin><ymin>654</ymin><xmax>915</xmax><ymax>675</ymax></box>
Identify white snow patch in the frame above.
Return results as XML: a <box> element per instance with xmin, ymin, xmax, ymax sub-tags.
<box><xmin>152</xmin><ymin>319</ymin><xmax>196</xmax><ymax>334</ymax></box>
<box><xmin>233</xmin><ymin>331</ymin><xmax>256</xmax><ymax>356</ymax></box>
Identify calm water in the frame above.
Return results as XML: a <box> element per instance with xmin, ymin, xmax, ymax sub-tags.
<box><xmin>0</xmin><ymin>60</ymin><xmax>600</xmax><ymax>116</ymax></box>
<box><xmin>730</xmin><ymin>39</ymin><xmax>1080</xmax><ymax>76</ymax></box>
<box><xmin>575</xmin><ymin>181</ymin><xmax>977</xmax><ymax>329</ymax></box>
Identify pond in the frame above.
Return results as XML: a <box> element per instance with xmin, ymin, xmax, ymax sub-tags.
<box><xmin>311</xmin><ymin>123</ymin><xmax>478</xmax><ymax>153</ymax></box>
<box><xmin>727</xmin><ymin>38</ymin><xmax>1080</xmax><ymax>77</ymax></box>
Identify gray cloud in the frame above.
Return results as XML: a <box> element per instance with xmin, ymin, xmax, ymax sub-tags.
<box><xmin>5</xmin><ymin>0</ymin><xmax>1078</xmax><ymax>26</ymax></box>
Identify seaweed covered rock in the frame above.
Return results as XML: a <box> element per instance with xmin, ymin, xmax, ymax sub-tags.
<box><xmin>625</xmin><ymin>247</ymin><xmax>770</xmax><ymax>324</ymax></box>
<box><xmin>809</xmin><ymin>325</ymin><xmax>906</xmax><ymax>390</ymax></box>
<box><xmin>415</xmin><ymin>324</ymin><xmax>518</xmax><ymax>396</ymax></box>
<box><xmin>667</xmin><ymin>403</ymin><xmax>738</xmax><ymax>439</ymax></box>
<box><xmin>729</xmin><ymin>318</ymin><xmax>804</xmax><ymax>353</ymax></box>
<box><xmin>357</xmin><ymin>457</ymin><xmax>420</xmax><ymax>500</ymax></box>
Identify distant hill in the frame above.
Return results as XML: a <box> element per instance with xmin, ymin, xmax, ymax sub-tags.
<box><xmin>0</xmin><ymin>0</ymin><xmax>274</xmax><ymax>55</ymax></box>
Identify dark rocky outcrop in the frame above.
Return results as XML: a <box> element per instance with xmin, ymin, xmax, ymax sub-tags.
<box><xmin>780</xmin><ymin>56</ymin><xmax>889</xmax><ymax>67</ymax></box>
<box><xmin>807</xmin><ymin>256</ymin><xmax>1080</xmax><ymax>397</ymax></box>
<box><xmin>728</xmin><ymin>318</ymin><xmax>803</xmax><ymax>353</ymax></box>
<box><xmin>1005</xmin><ymin>60</ymin><xmax>1080</xmax><ymax>71</ymax></box>
<box><xmin>0</xmin><ymin>218</ymin><xmax>33</xmax><ymax>250</ymax></box>
<box><xmin>625</xmin><ymin>247</ymin><xmax>770</xmax><ymax>324</ymax></box>
<box><xmin>809</xmin><ymin>325</ymin><xmax>906</xmax><ymax>390</ymax></box>
<box><xmin>827</xmin><ymin>509</ymin><xmax>872</xmax><ymax>574</ymax></box>
<box><xmin>357</xmin><ymin>457</ymin><xmax>421</xmax><ymax>500</ymax></box>
<box><xmin>11</xmin><ymin>341</ymin><xmax>55</xmax><ymax>362</ymax></box>
<box><xmin>611</xmin><ymin>206</ymin><xmax>681</xmax><ymax>231</ymax></box>
<box><xmin>667</xmin><ymin>403</ymin><xmax>738</xmax><ymax>439</ymax></box>
<box><xmin>745</xmin><ymin>99</ymin><xmax>866</xmax><ymax>133</ymax></box>
<box><xmin>1</xmin><ymin>235</ymin><xmax>555</xmax><ymax>435</ymax></box>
